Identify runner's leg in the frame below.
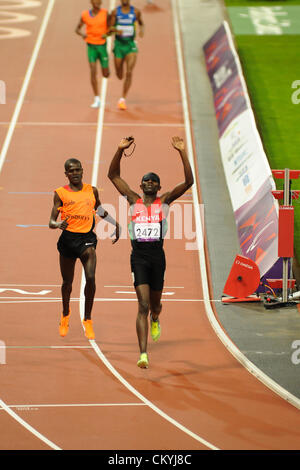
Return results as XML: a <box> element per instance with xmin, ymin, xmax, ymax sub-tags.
<box><xmin>59</xmin><ymin>254</ymin><xmax>76</xmax><ymax>315</ymax></box>
<box><xmin>150</xmin><ymin>289</ymin><xmax>163</xmax><ymax>321</ymax></box>
<box><xmin>135</xmin><ymin>284</ymin><xmax>150</xmax><ymax>353</ymax></box>
<box><xmin>80</xmin><ymin>247</ymin><xmax>97</xmax><ymax>321</ymax></box>
<box><xmin>122</xmin><ymin>52</ymin><xmax>137</xmax><ymax>98</ymax></box>
<box><xmin>89</xmin><ymin>62</ymin><xmax>98</xmax><ymax>96</ymax></box>
<box><xmin>114</xmin><ymin>56</ymin><xmax>124</xmax><ymax>80</ymax></box>
<box><xmin>101</xmin><ymin>66</ymin><xmax>109</xmax><ymax>78</ymax></box>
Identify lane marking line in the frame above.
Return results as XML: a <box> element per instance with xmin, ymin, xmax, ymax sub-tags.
<box><xmin>8</xmin><ymin>191</ymin><xmax>53</xmax><ymax>194</ymax></box>
<box><xmin>1</xmin><ymin>345</ymin><xmax>93</xmax><ymax>349</ymax></box>
<box><xmin>0</xmin><ymin>121</ymin><xmax>184</xmax><ymax>127</ymax></box>
<box><xmin>174</xmin><ymin>0</ymin><xmax>300</xmax><ymax>412</ymax></box>
<box><xmin>16</xmin><ymin>224</ymin><xmax>48</xmax><ymax>227</ymax></box>
<box><xmin>104</xmin><ymin>285</ymin><xmax>185</xmax><ymax>288</ymax></box>
<box><xmin>114</xmin><ymin>291</ymin><xmax>175</xmax><ymax>295</ymax></box>
<box><xmin>0</xmin><ymin>284</ymin><xmax>60</xmax><ymax>287</ymax></box>
<box><xmin>0</xmin><ymin>288</ymin><xmax>51</xmax><ymax>295</ymax></box>
<box><xmin>0</xmin><ymin>399</ymin><xmax>61</xmax><ymax>450</ymax></box>
<box><xmin>1</xmin><ymin>403</ymin><xmax>146</xmax><ymax>410</ymax></box>
<box><xmin>0</xmin><ymin>298</ymin><xmax>219</xmax><ymax>303</ymax></box>
<box><xmin>89</xmin><ymin>340</ymin><xmax>219</xmax><ymax>450</ymax></box>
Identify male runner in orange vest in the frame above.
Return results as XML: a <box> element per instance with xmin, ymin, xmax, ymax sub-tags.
<box><xmin>49</xmin><ymin>158</ymin><xmax>120</xmax><ymax>340</ymax></box>
<box><xmin>75</xmin><ymin>0</ymin><xmax>110</xmax><ymax>108</ymax></box>
<box><xmin>108</xmin><ymin>136</ymin><xmax>194</xmax><ymax>368</ymax></box>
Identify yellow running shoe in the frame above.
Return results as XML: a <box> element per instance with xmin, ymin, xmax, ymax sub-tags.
<box><xmin>83</xmin><ymin>319</ymin><xmax>95</xmax><ymax>340</ymax></box>
<box><xmin>59</xmin><ymin>312</ymin><xmax>70</xmax><ymax>337</ymax></box>
<box><xmin>137</xmin><ymin>352</ymin><xmax>149</xmax><ymax>369</ymax></box>
<box><xmin>118</xmin><ymin>98</ymin><xmax>127</xmax><ymax>110</ymax></box>
<box><xmin>150</xmin><ymin>315</ymin><xmax>161</xmax><ymax>341</ymax></box>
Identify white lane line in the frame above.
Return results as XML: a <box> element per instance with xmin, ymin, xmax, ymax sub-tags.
<box><xmin>0</xmin><ymin>298</ymin><xmax>219</xmax><ymax>303</ymax></box>
<box><xmin>0</xmin><ymin>345</ymin><xmax>93</xmax><ymax>349</ymax></box>
<box><xmin>0</xmin><ymin>288</ymin><xmax>51</xmax><ymax>295</ymax></box>
<box><xmin>0</xmin><ymin>399</ymin><xmax>61</xmax><ymax>450</ymax></box>
<box><xmin>0</xmin><ymin>121</ymin><xmax>184</xmax><ymax>127</ymax></box>
<box><xmin>0</xmin><ymin>284</ymin><xmax>60</xmax><ymax>287</ymax></box>
<box><xmin>0</xmin><ymin>0</ymin><xmax>63</xmax><ymax>451</ymax></box>
<box><xmin>174</xmin><ymin>0</ymin><xmax>300</xmax><ymax>412</ymax></box>
<box><xmin>0</xmin><ymin>0</ymin><xmax>56</xmax><ymax>175</ymax></box>
<box><xmin>115</xmin><ymin>291</ymin><xmax>175</xmax><ymax>296</ymax></box>
<box><xmin>1</xmin><ymin>403</ymin><xmax>146</xmax><ymax>410</ymax></box>
<box><xmin>89</xmin><ymin>341</ymin><xmax>219</xmax><ymax>450</ymax></box>
<box><xmin>104</xmin><ymin>285</ymin><xmax>185</xmax><ymax>288</ymax></box>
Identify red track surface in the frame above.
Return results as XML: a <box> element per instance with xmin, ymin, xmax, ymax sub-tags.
<box><xmin>1</xmin><ymin>0</ymin><xmax>300</xmax><ymax>451</ymax></box>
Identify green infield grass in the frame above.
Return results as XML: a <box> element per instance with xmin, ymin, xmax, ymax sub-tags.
<box><xmin>224</xmin><ymin>0</ymin><xmax>300</xmax><ymax>266</ymax></box>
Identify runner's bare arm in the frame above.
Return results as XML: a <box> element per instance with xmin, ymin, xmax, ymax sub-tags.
<box><xmin>93</xmin><ymin>187</ymin><xmax>121</xmax><ymax>244</ymax></box>
<box><xmin>75</xmin><ymin>17</ymin><xmax>86</xmax><ymax>40</ymax></box>
<box><xmin>106</xmin><ymin>8</ymin><xmax>119</xmax><ymax>35</ymax></box>
<box><xmin>108</xmin><ymin>137</ymin><xmax>140</xmax><ymax>205</ymax></box>
<box><xmin>92</xmin><ymin>187</ymin><xmax>101</xmax><ymax>210</ymax></box>
<box><xmin>49</xmin><ymin>192</ymin><xmax>68</xmax><ymax>230</ymax></box>
<box><xmin>109</xmin><ymin>8</ymin><xmax>116</xmax><ymax>26</ymax></box>
<box><xmin>135</xmin><ymin>8</ymin><xmax>144</xmax><ymax>37</ymax></box>
<box><xmin>160</xmin><ymin>137</ymin><xmax>194</xmax><ymax>205</ymax></box>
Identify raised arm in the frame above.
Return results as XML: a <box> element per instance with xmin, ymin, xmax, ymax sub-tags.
<box><xmin>160</xmin><ymin>137</ymin><xmax>194</xmax><ymax>205</ymax></box>
<box><xmin>107</xmin><ymin>137</ymin><xmax>140</xmax><ymax>205</ymax></box>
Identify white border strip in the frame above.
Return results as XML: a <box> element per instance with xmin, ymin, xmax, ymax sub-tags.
<box><xmin>174</xmin><ymin>0</ymin><xmax>300</xmax><ymax>411</ymax></box>
<box><xmin>2</xmin><ymin>403</ymin><xmax>146</xmax><ymax>409</ymax></box>
<box><xmin>0</xmin><ymin>121</ymin><xmax>184</xmax><ymax>127</ymax></box>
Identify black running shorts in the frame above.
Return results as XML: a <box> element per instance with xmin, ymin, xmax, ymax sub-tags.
<box><xmin>130</xmin><ymin>249</ymin><xmax>166</xmax><ymax>291</ymax></box>
<box><xmin>57</xmin><ymin>229</ymin><xmax>97</xmax><ymax>259</ymax></box>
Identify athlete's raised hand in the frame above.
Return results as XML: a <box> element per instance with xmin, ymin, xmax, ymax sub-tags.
<box><xmin>118</xmin><ymin>136</ymin><xmax>135</xmax><ymax>150</ymax></box>
<box><xmin>171</xmin><ymin>136</ymin><xmax>185</xmax><ymax>152</ymax></box>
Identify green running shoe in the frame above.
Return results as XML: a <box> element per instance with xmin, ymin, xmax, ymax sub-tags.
<box><xmin>137</xmin><ymin>352</ymin><xmax>149</xmax><ymax>369</ymax></box>
<box><xmin>150</xmin><ymin>315</ymin><xmax>161</xmax><ymax>341</ymax></box>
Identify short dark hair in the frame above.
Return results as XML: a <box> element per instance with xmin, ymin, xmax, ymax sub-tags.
<box><xmin>141</xmin><ymin>172</ymin><xmax>160</xmax><ymax>185</ymax></box>
<box><xmin>64</xmin><ymin>158</ymin><xmax>82</xmax><ymax>171</ymax></box>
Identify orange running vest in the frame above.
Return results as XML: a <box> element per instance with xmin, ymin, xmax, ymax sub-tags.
<box><xmin>55</xmin><ymin>184</ymin><xmax>96</xmax><ymax>233</ymax></box>
<box><xmin>81</xmin><ymin>9</ymin><xmax>108</xmax><ymax>45</ymax></box>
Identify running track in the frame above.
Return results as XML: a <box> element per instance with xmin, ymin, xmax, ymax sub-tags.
<box><xmin>1</xmin><ymin>0</ymin><xmax>300</xmax><ymax>451</ymax></box>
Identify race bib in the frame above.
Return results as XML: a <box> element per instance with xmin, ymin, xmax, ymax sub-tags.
<box><xmin>134</xmin><ymin>223</ymin><xmax>161</xmax><ymax>242</ymax></box>
<box><xmin>117</xmin><ymin>25</ymin><xmax>134</xmax><ymax>37</ymax></box>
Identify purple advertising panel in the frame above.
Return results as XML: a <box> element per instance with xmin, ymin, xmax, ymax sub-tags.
<box><xmin>235</xmin><ymin>178</ymin><xmax>280</xmax><ymax>281</ymax></box>
<box><xmin>203</xmin><ymin>22</ymin><xmax>279</xmax><ymax>280</ymax></box>
<box><xmin>203</xmin><ymin>24</ymin><xmax>248</xmax><ymax>137</ymax></box>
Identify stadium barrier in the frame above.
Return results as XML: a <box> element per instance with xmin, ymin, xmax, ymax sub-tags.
<box><xmin>203</xmin><ymin>21</ymin><xmax>283</xmax><ymax>301</ymax></box>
